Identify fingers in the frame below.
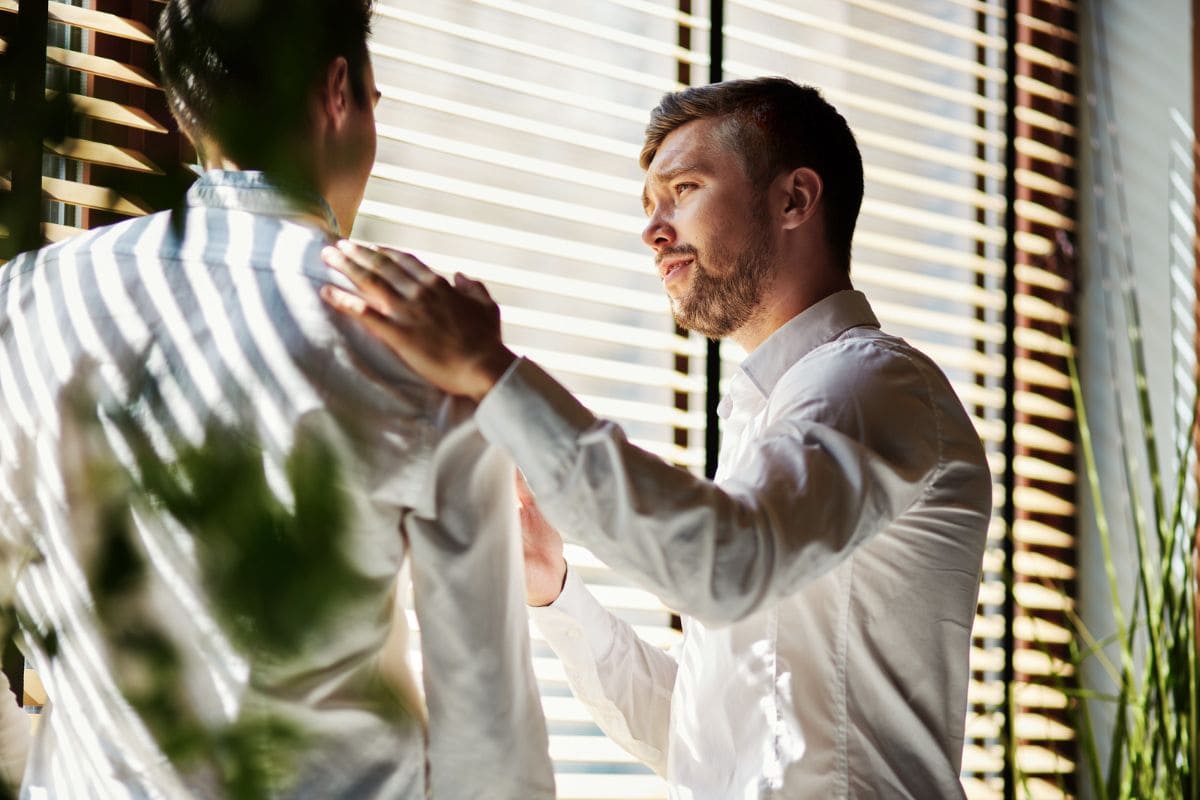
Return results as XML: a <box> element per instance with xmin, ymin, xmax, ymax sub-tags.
<box><xmin>384</xmin><ymin>248</ymin><xmax>445</xmax><ymax>289</ymax></box>
<box><xmin>319</xmin><ymin>285</ymin><xmax>369</xmax><ymax>316</ymax></box>
<box><xmin>320</xmin><ymin>284</ymin><xmax>414</xmax><ymax>329</ymax></box>
<box><xmin>322</xmin><ymin>244</ymin><xmax>414</xmax><ymax>320</ymax></box>
<box><xmin>322</xmin><ymin>242</ymin><xmax>496</xmax><ymax>331</ymax></box>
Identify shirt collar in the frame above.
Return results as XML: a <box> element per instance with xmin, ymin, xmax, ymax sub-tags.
<box><xmin>186</xmin><ymin>169</ymin><xmax>341</xmax><ymax>236</ymax></box>
<box><xmin>718</xmin><ymin>289</ymin><xmax>880</xmax><ymax>419</ymax></box>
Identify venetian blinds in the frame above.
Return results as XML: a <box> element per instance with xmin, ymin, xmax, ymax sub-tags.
<box><xmin>1006</xmin><ymin>0</ymin><xmax>1079</xmax><ymax>797</ymax></box>
<box><xmin>357</xmin><ymin>2</ymin><xmax>708</xmax><ymax>798</ymax></box>
<box><xmin>720</xmin><ymin>3</ymin><xmax>1013</xmax><ymax>794</ymax></box>
<box><xmin>0</xmin><ymin>0</ymin><xmax>171</xmax><ymax>248</ymax></box>
<box><xmin>0</xmin><ymin>1</ymin><xmax>1084</xmax><ymax>798</ymax></box>
<box><xmin>719</xmin><ymin>1</ymin><xmax>1080</xmax><ymax>798</ymax></box>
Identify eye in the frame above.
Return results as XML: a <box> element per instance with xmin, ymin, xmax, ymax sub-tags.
<box><xmin>674</xmin><ymin>182</ymin><xmax>697</xmax><ymax>196</ymax></box>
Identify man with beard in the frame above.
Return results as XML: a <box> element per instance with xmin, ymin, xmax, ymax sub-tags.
<box><xmin>321</xmin><ymin>77</ymin><xmax>992</xmax><ymax>799</ymax></box>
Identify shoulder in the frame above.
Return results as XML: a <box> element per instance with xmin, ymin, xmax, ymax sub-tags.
<box><xmin>761</xmin><ymin>329</ymin><xmax>969</xmax><ymax>468</ymax></box>
<box><xmin>2</xmin><ymin>214</ymin><xmax>160</xmax><ymax>288</ymax></box>
<box><xmin>772</xmin><ymin>330</ymin><xmax>944</xmax><ymax>416</ymax></box>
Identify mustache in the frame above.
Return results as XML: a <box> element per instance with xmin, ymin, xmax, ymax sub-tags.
<box><xmin>655</xmin><ymin>245</ymin><xmax>698</xmax><ymax>267</ymax></box>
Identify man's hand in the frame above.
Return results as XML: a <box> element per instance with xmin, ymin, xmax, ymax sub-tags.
<box><xmin>321</xmin><ymin>241</ymin><xmax>516</xmax><ymax>402</ymax></box>
<box><xmin>516</xmin><ymin>471</ymin><xmax>567</xmax><ymax>607</ymax></box>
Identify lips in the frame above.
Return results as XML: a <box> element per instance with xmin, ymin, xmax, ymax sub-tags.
<box><xmin>659</xmin><ymin>257</ymin><xmax>694</xmax><ymax>282</ymax></box>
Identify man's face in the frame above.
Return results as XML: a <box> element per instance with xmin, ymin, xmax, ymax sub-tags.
<box><xmin>641</xmin><ymin>117</ymin><xmax>774</xmax><ymax>339</ymax></box>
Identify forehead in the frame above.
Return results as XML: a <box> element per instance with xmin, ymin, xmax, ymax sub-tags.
<box><xmin>645</xmin><ymin>117</ymin><xmax>729</xmax><ymax>178</ymax></box>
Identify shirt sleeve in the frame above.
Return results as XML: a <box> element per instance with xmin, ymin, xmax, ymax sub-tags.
<box><xmin>475</xmin><ymin>356</ymin><xmax>940</xmax><ymax>627</ymax></box>
<box><xmin>403</xmin><ymin>397</ymin><xmax>554</xmax><ymax>800</ymax></box>
<box><xmin>0</xmin><ymin>666</ymin><xmax>28</xmax><ymax>792</ymax></box>
<box><xmin>529</xmin><ymin>566</ymin><xmax>676</xmax><ymax>776</ymax></box>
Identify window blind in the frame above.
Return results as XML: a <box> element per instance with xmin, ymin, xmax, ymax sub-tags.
<box><xmin>719</xmin><ymin>1</ymin><xmax>1077</xmax><ymax>798</ymax></box>
<box><xmin>1007</xmin><ymin>1</ymin><xmax>1078</xmax><ymax>797</ymax></box>
<box><xmin>0</xmin><ymin>0</ymin><xmax>167</xmax><ymax>246</ymax></box>
<box><xmin>1</xmin><ymin>2</ymin><xmax>1084</xmax><ymax>798</ymax></box>
<box><xmin>357</xmin><ymin>2</ymin><xmax>709</xmax><ymax>797</ymax></box>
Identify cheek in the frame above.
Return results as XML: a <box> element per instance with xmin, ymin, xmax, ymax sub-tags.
<box><xmin>356</xmin><ymin>121</ymin><xmax>378</xmax><ymax>180</ymax></box>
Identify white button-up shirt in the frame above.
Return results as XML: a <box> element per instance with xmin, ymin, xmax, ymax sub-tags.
<box><xmin>0</xmin><ymin>170</ymin><xmax>553</xmax><ymax>799</ymax></box>
<box><xmin>477</xmin><ymin>290</ymin><xmax>992</xmax><ymax>799</ymax></box>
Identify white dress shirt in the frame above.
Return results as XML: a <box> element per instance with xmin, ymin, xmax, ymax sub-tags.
<box><xmin>0</xmin><ymin>170</ymin><xmax>553</xmax><ymax>799</ymax></box>
<box><xmin>476</xmin><ymin>290</ymin><xmax>992</xmax><ymax>799</ymax></box>
<box><xmin>0</xmin><ymin>668</ymin><xmax>27</xmax><ymax>791</ymax></box>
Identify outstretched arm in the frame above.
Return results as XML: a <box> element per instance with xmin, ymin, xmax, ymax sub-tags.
<box><xmin>320</xmin><ymin>243</ymin><xmax>942</xmax><ymax>624</ymax></box>
<box><xmin>518</xmin><ymin>476</ymin><xmax>675</xmax><ymax>774</ymax></box>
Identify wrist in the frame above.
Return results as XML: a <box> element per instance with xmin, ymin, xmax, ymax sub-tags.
<box><xmin>528</xmin><ymin>558</ymin><xmax>568</xmax><ymax>607</ymax></box>
<box><xmin>467</xmin><ymin>345</ymin><xmax>517</xmax><ymax>403</ymax></box>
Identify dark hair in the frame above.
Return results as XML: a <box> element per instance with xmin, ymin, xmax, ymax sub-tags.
<box><xmin>641</xmin><ymin>77</ymin><xmax>864</xmax><ymax>271</ymax></box>
<box><xmin>156</xmin><ymin>0</ymin><xmax>374</xmax><ymax>170</ymax></box>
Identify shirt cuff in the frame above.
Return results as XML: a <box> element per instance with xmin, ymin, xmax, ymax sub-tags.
<box><xmin>528</xmin><ymin>564</ymin><xmax>617</xmax><ymax>663</ymax></box>
<box><xmin>475</xmin><ymin>357</ymin><xmax>596</xmax><ymax>492</ymax></box>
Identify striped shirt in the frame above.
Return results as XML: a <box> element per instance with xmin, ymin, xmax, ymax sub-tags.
<box><xmin>0</xmin><ymin>170</ymin><xmax>553</xmax><ymax>799</ymax></box>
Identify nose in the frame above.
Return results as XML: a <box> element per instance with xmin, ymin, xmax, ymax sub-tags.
<box><xmin>641</xmin><ymin>211</ymin><xmax>676</xmax><ymax>252</ymax></box>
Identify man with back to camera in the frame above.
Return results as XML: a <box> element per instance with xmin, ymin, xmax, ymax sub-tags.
<box><xmin>0</xmin><ymin>1</ymin><xmax>553</xmax><ymax>797</ymax></box>
<box><xmin>322</xmin><ymin>77</ymin><xmax>994</xmax><ymax>798</ymax></box>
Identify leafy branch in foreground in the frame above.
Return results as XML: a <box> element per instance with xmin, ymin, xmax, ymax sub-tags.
<box><xmin>66</xmin><ymin>383</ymin><xmax>374</xmax><ymax>798</ymax></box>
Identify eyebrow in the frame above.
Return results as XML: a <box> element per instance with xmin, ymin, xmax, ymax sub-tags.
<box><xmin>641</xmin><ymin>163</ymin><xmax>708</xmax><ymax>213</ymax></box>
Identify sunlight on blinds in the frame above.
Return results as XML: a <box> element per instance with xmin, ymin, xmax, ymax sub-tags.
<box><xmin>0</xmin><ymin>1</ymin><xmax>1084</xmax><ymax>797</ymax></box>
<box><xmin>1008</xmin><ymin>1</ymin><xmax>1078</xmax><ymax>797</ymax></box>
<box><xmin>0</xmin><ymin>0</ymin><xmax>165</xmax><ymax>243</ymax></box>
<box><xmin>369</xmin><ymin>1</ymin><xmax>1082</xmax><ymax>797</ymax></box>
<box><xmin>357</xmin><ymin>2</ymin><xmax>712</xmax><ymax>796</ymax></box>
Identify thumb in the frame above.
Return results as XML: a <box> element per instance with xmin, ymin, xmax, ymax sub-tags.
<box><xmin>454</xmin><ymin>272</ymin><xmax>493</xmax><ymax>305</ymax></box>
<box><xmin>514</xmin><ymin>469</ymin><xmax>536</xmax><ymax>506</ymax></box>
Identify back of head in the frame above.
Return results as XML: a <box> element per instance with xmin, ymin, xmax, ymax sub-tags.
<box><xmin>641</xmin><ymin>77</ymin><xmax>864</xmax><ymax>271</ymax></box>
<box><xmin>156</xmin><ymin>0</ymin><xmax>374</xmax><ymax>178</ymax></box>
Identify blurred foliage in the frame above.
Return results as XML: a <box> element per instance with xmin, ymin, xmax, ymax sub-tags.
<box><xmin>1</xmin><ymin>5</ymin><xmax>370</xmax><ymax>796</ymax></box>
<box><xmin>41</xmin><ymin>381</ymin><xmax>371</xmax><ymax>797</ymax></box>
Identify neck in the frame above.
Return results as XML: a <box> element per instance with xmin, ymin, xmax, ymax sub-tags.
<box><xmin>201</xmin><ymin>147</ymin><xmax>342</xmax><ymax>232</ymax></box>
<box><xmin>732</xmin><ymin>264</ymin><xmax>853</xmax><ymax>352</ymax></box>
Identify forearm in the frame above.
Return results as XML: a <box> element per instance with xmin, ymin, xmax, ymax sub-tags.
<box><xmin>476</xmin><ymin>359</ymin><xmax>930</xmax><ymax>626</ymax></box>
<box><xmin>531</xmin><ymin>567</ymin><xmax>675</xmax><ymax>776</ymax></box>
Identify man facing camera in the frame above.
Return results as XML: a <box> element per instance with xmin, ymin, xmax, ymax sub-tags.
<box><xmin>0</xmin><ymin>2</ymin><xmax>552</xmax><ymax>797</ymax></box>
<box><xmin>323</xmin><ymin>77</ymin><xmax>993</xmax><ymax>799</ymax></box>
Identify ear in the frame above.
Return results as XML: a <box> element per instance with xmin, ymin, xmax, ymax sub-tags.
<box><xmin>778</xmin><ymin>167</ymin><xmax>823</xmax><ymax>231</ymax></box>
<box><xmin>319</xmin><ymin>56</ymin><xmax>354</xmax><ymax>131</ymax></box>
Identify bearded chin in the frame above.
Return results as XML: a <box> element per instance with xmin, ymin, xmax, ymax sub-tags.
<box><xmin>672</xmin><ymin>291</ymin><xmax>734</xmax><ymax>339</ymax></box>
<box><xmin>671</xmin><ymin>248</ymin><xmax>771</xmax><ymax>339</ymax></box>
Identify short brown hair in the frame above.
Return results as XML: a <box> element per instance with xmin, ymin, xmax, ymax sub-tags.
<box><xmin>641</xmin><ymin>77</ymin><xmax>864</xmax><ymax>271</ymax></box>
<box><xmin>157</xmin><ymin>0</ymin><xmax>375</xmax><ymax>170</ymax></box>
